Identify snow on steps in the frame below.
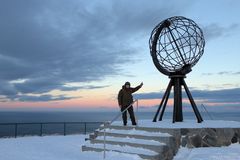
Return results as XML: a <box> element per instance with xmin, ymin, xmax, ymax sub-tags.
<box><xmin>103</xmin><ymin>124</ymin><xmax>181</xmax><ymax>137</ymax></box>
<box><xmin>82</xmin><ymin>143</ymin><xmax>162</xmax><ymax>160</ymax></box>
<box><xmin>82</xmin><ymin>125</ymin><xmax>180</xmax><ymax>160</ymax></box>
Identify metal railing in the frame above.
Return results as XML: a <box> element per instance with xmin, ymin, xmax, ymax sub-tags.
<box><xmin>103</xmin><ymin>99</ymin><xmax>139</xmax><ymax>159</ymax></box>
<box><xmin>200</xmin><ymin>104</ymin><xmax>213</xmax><ymax>120</ymax></box>
<box><xmin>0</xmin><ymin>122</ymin><xmax>103</xmax><ymax>138</ymax></box>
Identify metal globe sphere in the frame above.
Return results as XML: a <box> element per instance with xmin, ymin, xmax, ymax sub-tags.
<box><xmin>149</xmin><ymin>16</ymin><xmax>205</xmax><ymax>76</ymax></box>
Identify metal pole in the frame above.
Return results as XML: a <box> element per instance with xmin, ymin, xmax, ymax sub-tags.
<box><xmin>101</xmin><ymin>99</ymin><xmax>138</xmax><ymax>159</ymax></box>
<box><xmin>136</xmin><ymin>100</ymin><xmax>139</xmax><ymax>125</ymax></box>
<box><xmin>64</xmin><ymin>123</ymin><xmax>66</xmax><ymax>136</ymax></box>
<box><xmin>159</xmin><ymin>84</ymin><xmax>171</xmax><ymax>121</ymax></box>
<box><xmin>201</xmin><ymin>104</ymin><xmax>213</xmax><ymax>120</ymax></box>
<box><xmin>84</xmin><ymin>122</ymin><xmax>87</xmax><ymax>135</ymax></box>
<box><xmin>103</xmin><ymin>122</ymin><xmax>106</xmax><ymax>159</ymax></box>
<box><xmin>40</xmin><ymin>123</ymin><xmax>43</xmax><ymax>136</ymax></box>
<box><xmin>153</xmin><ymin>80</ymin><xmax>172</xmax><ymax>122</ymax></box>
<box><xmin>182</xmin><ymin>79</ymin><xmax>203</xmax><ymax>123</ymax></box>
<box><xmin>173</xmin><ymin>77</ymin><xmax>183</xmax><ymax>122</ymax></box>
<box><xmin>15</xmin><ymin>123</ymin><xmax>18</xmax><ymax>138</ymax></box>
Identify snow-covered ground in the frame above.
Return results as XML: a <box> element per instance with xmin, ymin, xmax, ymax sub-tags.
<box><xmin>1</xmin><ymin>119</ymin><xmax>240</xmax><ymax>160</ymax></box>
<box><xmin>174</xmin><ymin>144</ymin><xmax>240</xmax><ymax>160</ymax></box>
<box><xmin>0</xmin><ymin>134</ymin><xmax>240</xmax><ymax>160</ymax></box>
<box><xmin>0</xmin><ymin>135</ymin><xmax>141</xmax><ymax>160</ymax></box>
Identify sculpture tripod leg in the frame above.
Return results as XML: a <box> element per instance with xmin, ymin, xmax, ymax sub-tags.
<box><xmin>153</xmin><ymin>77</ymin><xmax>203</xmax><ymax>123</ymax></box>
<box><xmin>152</xmin><ymin>79</ymin><xmax>173</xmax><ymax>122</ymax></box>
<box><xmin>159</xmin><ymin>81</ymin><xmax>172</xmax><ymax>121</ymax></box>
<box><xmin>182</xmin><ymin>80</ymin><xmax>203</xmax><ymax>123</ymax></box>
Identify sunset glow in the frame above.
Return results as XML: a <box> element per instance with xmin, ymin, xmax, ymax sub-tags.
<box><xmin>0</xmin><ymin>0</ymin><xmax>239</xmax><ymax>112</ymax></box>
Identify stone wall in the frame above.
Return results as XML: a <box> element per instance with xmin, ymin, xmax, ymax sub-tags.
<box><xmin>178</xmin><ymin>128</ymin><xmax>240</xmax><ymax>148</ymax></box>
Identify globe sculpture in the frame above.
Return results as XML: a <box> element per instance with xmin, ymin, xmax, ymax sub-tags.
<box><xmin>149</xmin><ymin>16</ymin><xmax>204</xmax><ymax>123</ymax></box>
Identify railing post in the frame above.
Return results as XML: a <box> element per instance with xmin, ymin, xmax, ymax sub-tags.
<box><xmin>201</xmin><ymin>104</ymin><xmax>213</xmax><ymax>120</ymax></box>
<box><xmin>103</xmin><ymin>122</ymin><xmax>106</xmax><ymax>159</ymax></box>
<box><xmin>84</xmin><ymin>122</ymin><xmax>87</xmax><ymax>135</ymax></box>
<box><xmin>15</xmin><ymin>123</ymin><xmax>18</xmax><ymax>138</ymax></box>
<box><xmin>64</xmin><ymin>123</ymin><xmax>66</xmax><ymax>136</ymax></box>
<box><xmin>40</xmin><ymin>123</ymin><xmax>43</xmax><ymax>136</ymax></box>
<box><xmin>136</xmin><ymin>100</ymin><xmax>139</xmax><ymax>126</ymax></box>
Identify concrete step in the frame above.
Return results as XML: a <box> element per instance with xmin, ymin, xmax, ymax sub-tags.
<box><xmin>91</xmin><ymin>136</ymin><xmax>168</xmax><ymax>153</ymax></box>
<box><xmin>92</xmin><ymin>129</ymin><xmax>179</xmax><ymax>154</ymax></box>
<box><xmin>82</xmin><ymin>124</ymin><xmax>179</xmax><ymax>160</ymax></box>
<box><xmin>94</xmin><ymin>129</ymin><xmax>172</xmax><ymax>142</ymax></box>
<box><xmin>82</xmin><ymin>143</ymin><xmax>171</xmax><ymax>160</ymax></box>
<box><xmin>100</xmin><ymin>124</ymin><xmax>181</xmax><ymax>137</ymax></box>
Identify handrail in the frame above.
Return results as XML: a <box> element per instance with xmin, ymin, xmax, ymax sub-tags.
<box><xmin>0</xmin><ymin>121</ymin><xmax>103</xmax><ymax>138</ymax></box>
<box><xmin>103</xmin><ymin>99</ymin><xmax>139</xmax><ymax>159</ymax></box>
<box><xmin>109</xmin><ymin>99</ymin><xmax>138</xmax><ymax>124</ymax></box>
<box><xmin>201</xmin><ymin>103</ymin><xmax>213</xmax><ymax>120</ymax></box>
<box><xmin>0</xmin><ymin>122</ymin><xmax>102</xmax><ymax>125</ymax></box>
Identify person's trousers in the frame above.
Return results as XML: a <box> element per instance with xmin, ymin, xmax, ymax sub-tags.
<box><xmin>121</xmin><ymin>105</ymin><xmax>136</xmax><ymax>125</ymax></box>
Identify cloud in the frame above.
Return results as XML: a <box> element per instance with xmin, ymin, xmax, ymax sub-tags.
<box><xmin>134</xmin><ymin>87</ymin><xmax>240</xmax><ymax>104</ymax></box>
<box><xmin>190</xmin><ymin>88</ymin><xmax>240</xmax><ymax>103</ymax></box>
<box><xmin>134</xmin><ymin>92</ymin><xmax>161</xmax><ymax>100</ymax></box>
<box><xmin>202</xmin><ymin>71</ymin><xmax>240</xmax><ymax>76</ymax></box>
<box><xmin>203</xmin><ymin>23</ymin><xmax>239</xmax><ymax>41</ymax></box>
<box><xmin>60</xmin><ymin>85</ymin><xmax>109</xmax><ymax>91</ymax></box>
<box><xmin>15</xmin><ymin>94</ymin><xmax>81</xmax><ymax>102</ymax></box>
<box><xmin>0</xmin><ymin>0</ymin><xmax>191</xmax><ymax>101</ymax></box>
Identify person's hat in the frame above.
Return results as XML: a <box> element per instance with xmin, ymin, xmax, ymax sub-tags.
<box><xmin>125</xmin><ymin>82</ymin><xmax>130</xmax><ymax>86</ymax></box>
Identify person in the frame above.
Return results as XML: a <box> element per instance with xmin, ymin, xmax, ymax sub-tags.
<box><xmin>118</xmin><ymin>82</ymin><xmax>143</xmax><ymax>126</ymax></box>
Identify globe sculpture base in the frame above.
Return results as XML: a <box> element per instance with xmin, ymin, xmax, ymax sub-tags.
<box><xmin>153</xmin><ymin>75</ymin><xmax>203</xmax><ymax>123</ymax></box>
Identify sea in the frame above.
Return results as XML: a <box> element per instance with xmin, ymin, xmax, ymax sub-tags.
<box><xmin>0</xmin><ymin>111</ymin><xmax>239</xmax><ymax>138</ymax></box>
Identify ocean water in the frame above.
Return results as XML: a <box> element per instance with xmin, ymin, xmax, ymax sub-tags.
<box><xmin>0</xmin><ymin>111</ymin><xmax>239</xmax><ymax>138</ymax></box>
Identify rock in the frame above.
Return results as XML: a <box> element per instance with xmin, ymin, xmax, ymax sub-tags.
<box><xmin>231</xmin><ymin>133</ymin><xmax>238</xmax><ymax>143</ymax></box>
<box><xmin>233</xmin><ymin>128</ymin><xmax>240</xmax><ymax>138</ymax></box>
<box><xmin>203</xmin><ymin>128</ymin><xmax>217</xmax><ymax>137</ymax></box>
<box><xmin>216</xmin><ymin>128</ymin><xmax>234</xmax><ymax>146</ymax></box>
<box><xmin>181</xmin><ymin>129</ymin><xmax>189</xmax><ymax>135</ymax></box>
<box><xmin>234</xmin><ymin>128</ymin><xmax>240</xmax><ymax>143</ymax></box>
<box><xmin>189</xmin><ymin>134</ymin><xmax>202</xmax><ymax>148</ymax></box>
<box><xmin>161</xmin><ymin>145</ymin><xmax>174</xmax><ymax>160</ymax></box>
<box><xmin>202</xmin><ymin>134</ymin><xmax>217</xmax><ymax>147</ymax></box>
<box><xmin>181</xmin><ymin>136</ymin><xmax>188</xmax><ymax>147</ymax></box>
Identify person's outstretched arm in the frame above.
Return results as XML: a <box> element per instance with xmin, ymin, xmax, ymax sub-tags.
<box><xmin>131</xmin><ymin>82</ymin><xmax>143</xmax><ymax>93</ymax></box>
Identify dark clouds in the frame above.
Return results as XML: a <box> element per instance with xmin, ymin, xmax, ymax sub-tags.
<box><xmin>0</xmin><ymin>0</ymin><xmax>192</xmax><ymax>102</ymax></box>
<box><xmin>135</xmin><ymin>87</ymin><xmax>240</xmax><ymax>104</ymax></box>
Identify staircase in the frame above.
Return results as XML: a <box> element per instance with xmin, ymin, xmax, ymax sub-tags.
<box><xmin>82</xmin><ymin>124</ymin><xmax>180</xmax><ymax>160</ymax></box>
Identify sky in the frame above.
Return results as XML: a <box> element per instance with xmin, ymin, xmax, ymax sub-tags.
<box><xmin>0</xmin><ymin>0</ymin><xmax>239</xmax><ymax>111</ymax></box>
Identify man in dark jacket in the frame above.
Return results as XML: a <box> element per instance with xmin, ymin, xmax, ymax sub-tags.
<box><xmin>118</xmin><ymin>82</ymin><xmax>143</xmax><ymax>126</ymax></box>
